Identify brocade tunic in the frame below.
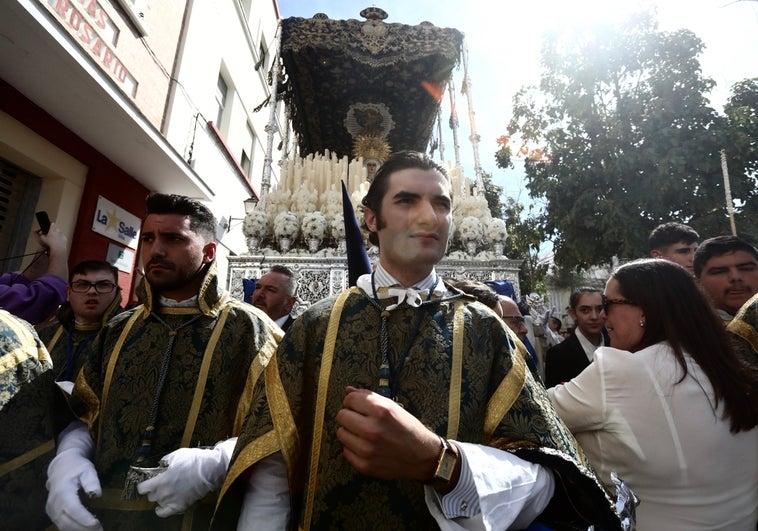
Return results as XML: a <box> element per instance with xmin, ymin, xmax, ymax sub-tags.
<box><xmin>67</xmin><ymin>263</ymin><xmax>281</xmax><ymax>530</ymax></box>
<box><xmin>728</xmin><ymin>292</ymin><xmax>758</xmax><ymax>377</ymax></box>
<box><xmin>0</xmin><ymin>310</ymin><xmax>53</xmax><ymax>530</ymax></box>
<box><xmin>215</xmin><ymin>286</ymin><xmax>621</xmax><ymax>530</ymax></box>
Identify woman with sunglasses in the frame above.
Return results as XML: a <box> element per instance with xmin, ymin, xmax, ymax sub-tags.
<box><xmin>549</xmin><ymin>258</ymin><xmax>757</xmax><ymax>530</ymax></box>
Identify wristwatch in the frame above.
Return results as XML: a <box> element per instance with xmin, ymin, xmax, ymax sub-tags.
<box><xmin>431</xmin><ymin>436</ymin><xmax>458</xmax><ymax>485</ymax></box>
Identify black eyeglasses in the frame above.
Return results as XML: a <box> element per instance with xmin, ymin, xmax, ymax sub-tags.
<box><xmin>502</xmin><ymin>315</ymin><xmax>526</xmax><ymax>325</ymax></box>
<box><xmin>70</xmin><ymin>280</ymin><xmax>118</xmax><ymax>294</ymax></box>
<box><xmin>602</xmin><ymin>295</ymin><xmax>636</xmax><ymax>313</ymax></box>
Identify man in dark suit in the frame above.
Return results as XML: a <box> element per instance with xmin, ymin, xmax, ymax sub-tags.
<box><xmin>545</xmin><ymin>287</ymin><xmax>609</xmax><ymax>388</ymax></box>
<box><xmin>249</xmin><ymin>265</ymin><xmax>298</xmax><ymax>331</ymax></box>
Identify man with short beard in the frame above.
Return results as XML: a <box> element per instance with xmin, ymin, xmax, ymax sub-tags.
<box><xmin>45</xmin><ymin>194</ymin><xmax>281</xmax><ymax>531</ymax></box>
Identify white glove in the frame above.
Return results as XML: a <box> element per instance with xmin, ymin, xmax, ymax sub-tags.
<box><xmin>137</xmin><ymin>437</ymin><xmax>237</xmax><ymax>518</ymax></box>
<box><xmin>46</xmin><ymin>421</ymin><xmax>103</xmax><ymax>531</ymax></box>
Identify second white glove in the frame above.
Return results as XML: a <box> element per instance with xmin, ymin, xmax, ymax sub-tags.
<box><xmin>137</xmin><ymin>437</ymin><xmax>237</xmax><ymax>518</ymax></box>
<box><xmin>46</xmin><ymin>421</ymin><xmax>103</xmax><ymax>531</ymax></box>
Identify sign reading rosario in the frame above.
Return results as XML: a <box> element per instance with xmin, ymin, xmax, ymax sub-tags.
<box><xmin>92</xmin><ymin>196</ymin><xmax>141</xmax><ymax>249</ymax></box>
<box><xmin>44</xmin><ymin>0</ymin><xmax>138</xmax><ymax>97</ymax></box>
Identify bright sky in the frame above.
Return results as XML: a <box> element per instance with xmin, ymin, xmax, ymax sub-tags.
<box><xmin>276</xmin><ymin>0</ymin><xmax>758</xmax><ymax>202</ymax></box>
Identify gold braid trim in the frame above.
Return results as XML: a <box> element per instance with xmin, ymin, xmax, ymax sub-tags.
<box><xmin>303</xmin><ymin>287</ymin><xmax>356</xmax><ymax>530</ymax></box>
<box><xmin>46</xmin><ymin>326</ymin><xmax>64</xmax><ymax>353</ymax></box>
<box><xmin>728</xmin><ymin>319</ymin><xmax>758</xmax><ymax>353</ymax></box>
<box><xmin>483</xmin><ymin>326</ymin><xmax>527</xmax><ymax>443</ymax></box>
<box><xmin>181</xmin><ymin>303</ymin><xmax>232</xmax><ymax>446</ymax></box>
<box><xmin>216</xmin><ymin>430</ymin><xmax>281</xmax><ymax>510</ymax></box>
<box><xmin>267</xmin><ymin>352</ymin><xmax>299</xmax><ymax>485</ymax></box>
<box><xmin>233</xmin><ymin>302</ymin><xmax>282</xmax><ymax>434</ymax></box>
<box><xmin>447</xmin><ymin>299</ymin><xmax>465</xmax><ymax>439</ymax></box>
<box><xmin>0</xmin><ymin>439</ymin><xmax>54</xmax><ymax>478</ymax></box>
<box><xmin>98</xmin><ymin>307</ymin><xmax>145</xmax><ymax>445</ymax></box>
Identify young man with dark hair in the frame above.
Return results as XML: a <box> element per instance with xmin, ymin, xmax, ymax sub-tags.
<box><xmin>39</xmin><ymin>260</ymin><xmax>123</xmax><ymax>381</ymax></box>
<box><xmin>694</xmin><ymin>235</ymin><xmax>758</xmax><ymax>321</ymax></box>
<box><xmin>544</xmin><ymin>287</ymin><xmax>609</xmax><ymax>388</ymax></box>
<box><xmin>648</xmin><ymin>222</ymin><xmax>700</xmax><ymax>275</ymax></box>
<box><xmin>45</xmin><ymin>193</ymin><xmax>281</xmax><ymax>530</ymax></box>
<box><xmin>250</xmin><ymin>265</ymin><xmax>298</xmax><ymax>331</ymax></box>
<box><xmin>214</xmin><ymin>151</ymin><xmax>625</xmax><ymax>530</ymax></box>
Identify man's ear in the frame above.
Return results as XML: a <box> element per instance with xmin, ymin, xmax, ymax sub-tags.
<box><xmin>202</xmin><ymin>241</ymin><xmax>217</xmax><ymax>264</ymax></box>
<box><xmin>363</xmin><ymin>207</ymin><xmax>378</xmax><ymax>233</ymax></box>
<box><xmin>650</xmin><ymin>249</ymin><xmax>662</xmax><ymax>259</ymax></box>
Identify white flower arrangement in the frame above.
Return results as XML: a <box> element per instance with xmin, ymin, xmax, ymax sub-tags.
<box><xmin>242</xmin><ymin>210</ymin><xmax>269</xmax><ymax>239</ymax></box>
<box><xmin>265</xmin><ymin>189</ymin><xmax>292</xmax><ymax>217</ymax></box>
<box><xmin>291</xmin><ymin>187</ymin><xmax>318</xmax><ymax>216</ymax></box>
<box><xmin>484</xmin><ymin>218</ymin><xmax>507</xmax><ymax>244</ymax></box>
<box><xmin>273</xmin><ymin>211</ymin><xmax>300</xmax><ymax>240</ymax></box>
<box><xmin>320</xmin><ymin>189</ymin><xmax>342</xmax><ymax>220</ymax></box>
<box><xmin>458</xmin><ymin>216</ymin><xmax>483</xmax><ymax>243</ymax></box>
<box><xmin>301</xmin><ymin>211</ymin><xmax>327</xmax><ymax>240</ymax></box>
<box><xmin>329</xmin><ymin>213</ymin><xmax>346</xmax><ymax>239</ymax></box>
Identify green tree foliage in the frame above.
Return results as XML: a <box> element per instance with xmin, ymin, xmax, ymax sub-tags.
<box><xmin>480</xmin><ymin>171</ymin><xmax>548</xmax><ymax>294</ymax></box>
<box><xmin>723</xmin><ymin>78</ymin><xmax>758</xmax><ymax>241</ymax></box>
<box><xmin>503</xmin><ymin>11</ymin><xmax>754</xmax><ymax>270</ymax></box>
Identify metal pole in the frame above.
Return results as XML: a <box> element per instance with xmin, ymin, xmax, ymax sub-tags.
<box><xmin>260</xmin><ymin>22</ymin><xmax>282</xmax><ymax>209</ymax></box>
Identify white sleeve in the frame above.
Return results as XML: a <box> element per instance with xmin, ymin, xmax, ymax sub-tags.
<box><xmin>425</xmin><ymin>442</ymin><xmax>555</xmax><ymax>530</ymax></box>
<box><xmin>236</xmin><ymin>452</ymin><xmax>290</xmax><ymax>531</ymax></box>
<box><xmin>547</xmin><ymin>349</ymin><xmax>608</xmax><ymax>431</ymax></box>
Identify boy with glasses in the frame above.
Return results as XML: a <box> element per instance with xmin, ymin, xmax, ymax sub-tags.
<box><xmin>2</xmin><ymin>261</ymin><xmax>120</xmax><ymax>530</ymax></box>
<box><xmin>38</xmin><ymin>260</ymin><xmax>122</xmax><ymax>382</ymax></box>
<box><xmin>544</xmin><ymin>287</ymin><xmax>609</xmax><ymax>388</ymax></box>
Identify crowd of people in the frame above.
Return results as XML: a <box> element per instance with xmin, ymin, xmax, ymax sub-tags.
<box><xmin>0</xmin><ymin>150</ymin><xmax>755</xmax><ymax>530</ymax></box>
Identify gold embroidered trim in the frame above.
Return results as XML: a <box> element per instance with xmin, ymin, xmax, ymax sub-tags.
<box><xmin>447</xmin><ymin>299</ymin><xmax>465</xmax><ymax>439</ymax></box>
<box><xmin>181</xmin><ymin>304</ymin><xmax>231</xmax><ymax>446</ymax></box>
<box><xmin>99</xmin><ymin>308</ymin><xmax>144</xmax><ymax>446</ymax></box>
<box><xmin>303</xmin><ymin>287</ymin><xmax>356</xmax><ymax>530</ymax></box>
<box><xmin>216</xmin><ymin>430</ymin><xmax>280</xmax><ymax>510</ymax></box>
<box><xmin>0</xmin><ymin>439</ymin><xmax>54</xmax><ymax>478</ymax></box>
<box><xmin>483</xmin><ymin>326</ymin><xmax>527</xmax><ymax>442</ymax></box>
<box><xmin>87</xmin><ymin>488</ymin><xmax>216</xmax><ymax>512</ymax></box>
<box><xmin>729</xmin><ymin>319</ymin><xmax>758</xmax><ymax>352</ymax></box>
<box><xmin>267</xmin><ymin>351</ymin><xmax>298</xmax><ymax>484</ymax></box>
<box><xmin>46</xmin><ymin>326</ymin><xmax>64</xmax><ymax>352</ymax></box>
<box><xmin>233</xmin><ymin>302</ymin><xmax>281</xmax><ymax>434</ymax></box>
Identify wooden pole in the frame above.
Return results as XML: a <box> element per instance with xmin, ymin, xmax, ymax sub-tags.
<box><xmin>720</xmin><ymin>149</ymin><xmax>737</xmax><ymax>236</ymax></box>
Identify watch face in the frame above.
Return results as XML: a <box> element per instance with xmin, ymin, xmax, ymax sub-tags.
<box><xmin>435</xmin><ymin>450</ymin><xmax>456</xmax><ymax>482</ymax></box>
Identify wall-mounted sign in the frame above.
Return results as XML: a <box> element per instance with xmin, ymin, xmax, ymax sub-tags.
<box><xmin>92</xmin><ymin>195</ymin><xmax>141</xmax><ymax>249</ymax></box>
<box><xmin>43</xmin><ymin>0</ymin><xmax>139</xmax><ymax>97</ymax></box>
<box><xmin>106</xmin><ymin>243</ymin><xmax>135</xmax><ymax>273</ymax></box>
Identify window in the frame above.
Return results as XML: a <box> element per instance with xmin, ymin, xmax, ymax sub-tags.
<box><xmin>214</xmin><ymin>74</ymin><xmax>228</xmax><ymax>128</ymax></box>
<box><xmin>256</xmin><ymin>38</ymin><xmax>268</xmax><ymax>72</ymax></box>
<box><xmin>240</xmin><ymin>122</ymin><xmax>256</xmax><ymax>178</ymax></box>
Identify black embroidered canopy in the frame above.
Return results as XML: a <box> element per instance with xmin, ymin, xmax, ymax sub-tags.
<box><xmin>278</xmin><ymin>7</ymin><xmax>464</xmax><ymax>159</ymax></box>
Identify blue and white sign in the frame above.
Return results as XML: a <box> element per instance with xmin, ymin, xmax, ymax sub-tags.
<box><xmin>92</xmin><ymin>195</ymin><xmax>141</xmax><ymax>249</ymax></box>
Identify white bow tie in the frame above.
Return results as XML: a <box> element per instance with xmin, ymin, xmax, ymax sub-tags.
<box><xmin>377</xmin><ymin>286</ymin><xmax>429</xmax><ymax>311</ymax></box>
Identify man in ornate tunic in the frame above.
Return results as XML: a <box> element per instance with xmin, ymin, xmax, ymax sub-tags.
<box><xmin>39</xmin><ymin>259</ymin><xmax>123</xmax><ymax>382</ymax></box>
<box><xmin>45</xmin><ymin>193</ymin><xmax>281</xmax><ymax>530</ymax></box>
<box><xmin>728</xmin><ymin>292</ymin><xmax>758</xmax><ymax>376</ymax></box>
<box><xmin>1</xmin><ymin>261</ymin><xmax>123</xmax><ymax>530</ymax></box>
<box><xmin>0</xmin><ymin>309</ymin><xmax>53</xmax><ymax>529</ymax></box>
<box><xmin>213</xmin><ymin>152</ymin><xmax>626</xmax><ymax>530</ymax></box>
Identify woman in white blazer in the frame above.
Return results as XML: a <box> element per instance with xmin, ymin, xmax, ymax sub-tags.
<box><xmin>549</xmin><ymin>258</ymin><xmax>757</xmax><ymax>531</ymax></box>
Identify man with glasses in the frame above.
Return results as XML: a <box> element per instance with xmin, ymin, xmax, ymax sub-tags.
<box><xmin>39</xmin><ymin>260</ymin><xmax>123</xmax><ymax>382</ymax></box>
<box><xmin>2</xmin><ymin>261</ymin><xmax>121</xmax><ymax>530</ymax></box>
<box><xmin>544</xmin><ymin>287</ymin><xmax>609</xmax><ymax>388</ymax></box>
